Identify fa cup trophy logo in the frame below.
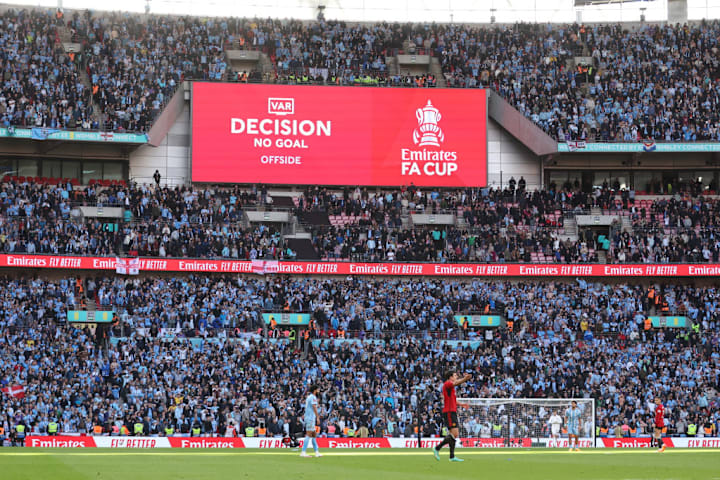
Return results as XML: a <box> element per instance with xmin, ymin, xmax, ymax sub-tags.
<box><xmin>413</xmin><ymin>100</ymin><xmax>445</xmax><ymax>147</ymax></box>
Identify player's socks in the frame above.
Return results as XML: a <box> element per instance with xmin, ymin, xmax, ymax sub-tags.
<box><xmin>435</xmin><ymin>435</ymin><xmax>452</xmax><ymax>450</ymax></box>
<box><xmin>301</xmin><ymin>436</ymin><xmax>311</xmax><ymax>454</ymax></box>
<box><xmin>311</xmin><ymin>437</ymin><xmax>319</xmax><ymax>453</ymax></box>
<box><xmin>448</xmin><ymin>435</ymin><xmax>456</xmax><ymax>459</ymax></box>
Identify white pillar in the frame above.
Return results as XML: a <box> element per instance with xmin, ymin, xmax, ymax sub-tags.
<box><xmin>668</xmin><ymin>0</ymin><xmax>688</xmax><ymax>23</ymax></box>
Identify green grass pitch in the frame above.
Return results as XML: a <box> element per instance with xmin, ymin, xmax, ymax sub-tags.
<box><xmin>1</xmin><ymin>448</ymin><xmax>719</xmax><ymax>480</ymax></box>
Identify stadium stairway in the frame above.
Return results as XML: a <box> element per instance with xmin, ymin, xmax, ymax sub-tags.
<box><xmin>621</xmin><ymin>215</ymin><xmax>633</xmax><ymax>234</ymax></box>
<box><xmin>57</xmin><ymin>28</ymin><xmax>103</xmax><ymax>128</ymax></box>
<box><xmin>429</xmin><ymin>57</ymin><xmax>447</xmax><ymax>87</ymax></box>
<box><xmin>387</xmin><ymin>55</ymin><xmax>399</xmax><ymax>76</ymax></box>
<box><xmin>57</xmin><ymin>24</ymin><xmax>72</xmax><ymax>43</ymax></box>
<box><xmin>258</xmin><ymin>53</ymin><xmax>275</xmax><ymax>79</ymax></box>
<box><xmin>561</xmin><ymin>216</ymin><xmax>579</xmax><ymax>243</ymax></box>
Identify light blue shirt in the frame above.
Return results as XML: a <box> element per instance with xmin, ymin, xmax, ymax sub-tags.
<box><xmin>566</xmin><ymin>407</ymin><xmax>581</xmax><ymax>427</ymax></box>
<box><xmin>305</xmin><ymin>393</ymin><xmax>318</xmax><ymax>420</ymax></box>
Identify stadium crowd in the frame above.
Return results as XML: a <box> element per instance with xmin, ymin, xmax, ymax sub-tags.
<box><xmin>0</xmin><ymin>179</ymin><xmax>295</xmax><ymax>259</ymax></box>
<box><xmin>2</xmin><ymin>8</ymin><xmax>720</xmax><ymax>142</ymax></box>
<box><xmin>0</xmin><ymin>274</ymin><xmax>718</xmax><ymax>443</ymax></box>
<box><xmin>440</xmin><ymin>22</ymin><xmax>720</xmax><ymax>142</ymax></box>
<box><xmin>4</xmin><ymin>178</ymin><xmax>720</xmax><ymax>263</ymax></box>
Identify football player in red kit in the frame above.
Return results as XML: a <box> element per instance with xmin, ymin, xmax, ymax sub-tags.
<box><xmin>433</xmin><ymin>370</ymin><xmax>472</xmax><ymax>462</ymax></box>
<box><xmin>654</xmin><ymin>396</ymin><xmax>666</xmax><ymax>452</ymax></box>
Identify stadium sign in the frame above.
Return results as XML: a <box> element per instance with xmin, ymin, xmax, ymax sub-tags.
<box><xmin>67</xmin><ymin>310</ymin><xmax>114</xmax><ymax>323</ymax></box>
<box><xmin>647</xmin><ymin>316</ymin><xmax>687</xmax><ymax>328</ymax></box>
<box><xmin>4</xmin><ymin>254</ymin><xmax>720</xmax><ymax>278</ymax></box>
<box><xmin>262</xmin><ymin>313</ymin><xmax>311</xmax><ymax>326</ymax></box>
<box><xmin>191</xmin><ymin>83</ymin><xmax>487</xmax><ymax>187</ymax></box>
<box><xmin>7</xmin><ymin>254</ymin><xmax>720</xmax><ymax>277</ymax></box>
<box><xmin>558</xmin><ymin>142</ymin><xmax>720</xmax><ymax>153</ymax></box>
<box><xmin>0</xmin><ymin>127</ymin><xmax>148</xmax><ymax>144</ymax></box>
<box><xmin>23</xmin><ymin>435</ymin><xmax>720</xmax><ymax>449</ymax></box>
<box><xmin>454</xmin><ymin>315</ymin><xmax>503</xmax><ymax>327</ymax></box>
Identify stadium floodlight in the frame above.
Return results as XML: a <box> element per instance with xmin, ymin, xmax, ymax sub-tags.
<box><xmin>457</xmin><ymin>398</ymin><xmax>596</xmax><ymax>448</ymax></box>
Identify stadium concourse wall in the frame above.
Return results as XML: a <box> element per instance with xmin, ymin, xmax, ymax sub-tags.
<box><xmin>1</xmin><ymin>254</ymin><xmax>720</xmax><ymax>277</ymax></box>
<box><xmin>23</xmin><ymin>436</ymin><xmax>720</xmax><ymax>449</ymax></box>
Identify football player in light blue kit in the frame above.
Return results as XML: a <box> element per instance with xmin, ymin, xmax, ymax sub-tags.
<box><xmin>565</xmin><ymin>400</ymin><xmax>582</xmax><ymax>452</ymax></box>
<box><xmin>300</xmin><ymin>384</ymin><xmax>322</xmax><ymax>457</ymax></box>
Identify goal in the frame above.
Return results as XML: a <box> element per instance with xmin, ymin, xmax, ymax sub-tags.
<box><xmin>456</xmin><ymin>398</ymin><xmax>595</xmax><ymax>448</ymax></box>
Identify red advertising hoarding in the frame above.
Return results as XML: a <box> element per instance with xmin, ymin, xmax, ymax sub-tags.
<box><xmin>166</xmin><ymin>437</ymin><xmax>245</xmax><ymax>448</ymax></box>
<box><xmin>26</xmin><ymin>436</ymin><xmax>96</xmax><ymax>448</ymax></box>
<box><xmin>191</xmin><ymin>83</ymin><xmax>487</xmax><ymax>187</ymax></box>
<box><xmin>597</xmin><ymin>438</ymin><xmax>671</xmax><ymax>448</ymax></box>
<box><xmin>24</xmin><ymin>435</ymin><xmax>720</xmax><ymax>449</ymax></box>
<box><xmin>2</xmin><ymin>254</ymin><xmax>720</xmax><ymax>278</ymax></box>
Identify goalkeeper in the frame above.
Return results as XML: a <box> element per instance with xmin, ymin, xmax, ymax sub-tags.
<box><xmin>433</xmin><ymin>370</ymin><xmax>472</xmax><ymax>462</ymax></box>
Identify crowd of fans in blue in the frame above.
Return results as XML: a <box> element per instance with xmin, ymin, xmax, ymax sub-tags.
<box><xmin>2</xmin><ymin>8</ymin><xmax>719</xmax><ymax>141</ymax></box>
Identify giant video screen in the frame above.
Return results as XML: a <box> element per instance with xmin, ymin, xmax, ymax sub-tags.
<box><xmin>191</xmin><ymin>83</ymin><xmax>487</xmax><ymax>187</ymax></box>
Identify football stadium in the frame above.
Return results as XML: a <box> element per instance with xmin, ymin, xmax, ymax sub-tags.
<box><xmin>1</xmin><ymin>0</ymin><xmax>720</xmax><ymax>478</ymax></box>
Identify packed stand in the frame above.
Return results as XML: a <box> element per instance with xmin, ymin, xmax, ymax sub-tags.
<box><xmin>0</xmin><ymin>276</ymin><xmax>719</xmax><ymax>442</ymax></box>
<box><xmin>0</xmin><ymin>179</ymin><xmax>294</xmax><ymax>259</ymax></box>
<box><xmin>0</xmin><ymin>9</ymin><xmax>95</xmax><ymax>130</ymax></box>
<box><xmin>437</xmin><ymin>22</ymin><xmax>720</xmax><ymax>142</ymax></box>
<box><xmin>609</xmin><ymin>194</ymin><xmax>720</xmax><ymax>263</ymax></box>
<box><xmin>68</xmin><ymin>10</ymin><xmax>229</xmax><ymax>131</ymax></box>
<box><xmin>3</xmin><ymin>7</ymin><xmax>720</xmax><ymax>140</ymax></box>
<box><xmin>6</xmin><ymin>177</ymin><xmax>720</xmax><ymax>263</ymax></box>
<box><xmin>1</xmin><ymin>273</ymin><xmax>718</xmax><ymax>338</ymax></box>
<box><xmin>235</xmin><ymin>18</ymin><xmax>398</xmax><ymax>78</ymax></box>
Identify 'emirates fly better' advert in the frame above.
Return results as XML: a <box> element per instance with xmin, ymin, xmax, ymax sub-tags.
<box><xmin>191</xmin><ymin>83</ymin><xmax>487</xmax><ymax>187</ymax></box>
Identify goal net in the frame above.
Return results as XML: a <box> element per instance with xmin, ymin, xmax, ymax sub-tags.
<box><xmin>456</xmin><ymin>398</ymin><xmax>595</xmax><ymax>448</ymax></box>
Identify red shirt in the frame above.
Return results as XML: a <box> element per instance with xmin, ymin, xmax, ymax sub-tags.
<box><xmin>654</xmin><ymin>404</ymin><xmax>665</xmax><ymax>427</ymax></box>
<box><xmin>442</xmin><ymin>380</ymin><xmax>457</xmax><ymax>413</ymax></box>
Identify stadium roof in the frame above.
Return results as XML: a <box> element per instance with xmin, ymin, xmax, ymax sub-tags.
<box><xmin>4</xmin><ymin>0</ymin><xmax>720</xmax><ymax>22</ymax></box>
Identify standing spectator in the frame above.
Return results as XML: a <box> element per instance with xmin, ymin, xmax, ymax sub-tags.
<box><xmin>153</xmin><ymin>170</ymin><xmax>162</xmax><ymax>187</ymax></box>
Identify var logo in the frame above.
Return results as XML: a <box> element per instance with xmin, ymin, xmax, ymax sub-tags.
<box><xmin>268</xmin><ymin>98</ymin><xmax>294</xmax><ymax>115</ymax></box>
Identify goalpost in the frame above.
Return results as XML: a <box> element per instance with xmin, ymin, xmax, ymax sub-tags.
<box><xmin>456</xmin><ymin>398</ymin><xmax>596</xmax><ymax>448</ymax></box>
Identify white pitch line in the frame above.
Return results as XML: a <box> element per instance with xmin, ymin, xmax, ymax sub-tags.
<box><xmin>0</xmin><ymin>449</ymin><xmax>719</xmax><ymax>457</ymax></box>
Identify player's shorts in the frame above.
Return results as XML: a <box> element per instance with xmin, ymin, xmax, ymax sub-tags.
<box><xmin>551</xmin><ymin>427</ymin><xmax>561</xmax><ymax>436</ymax></box>
<box><xmin>654</xmin><ymin>423</ymin><xmax>664</xmax><ymax>430</ymax></box>
<box><xmin>443</xmin><ymin>411</ymin><xmax>459</xmax><ymax>429</ymax></box>
<box><xmin>567</xmin><ymin>424</ymin><xmax>579</xmax><ymax>436</ymax></box>
<box><xmin>304</xmin><ymin>417</ymin><xmax>316</xmax><ymax>432</ymax></box>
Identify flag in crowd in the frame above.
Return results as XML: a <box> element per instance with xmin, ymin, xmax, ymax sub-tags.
<box><xmin>1</xmin><ymin>385</ymin><xmax>25</xmax><ymax>399</ymax></box>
